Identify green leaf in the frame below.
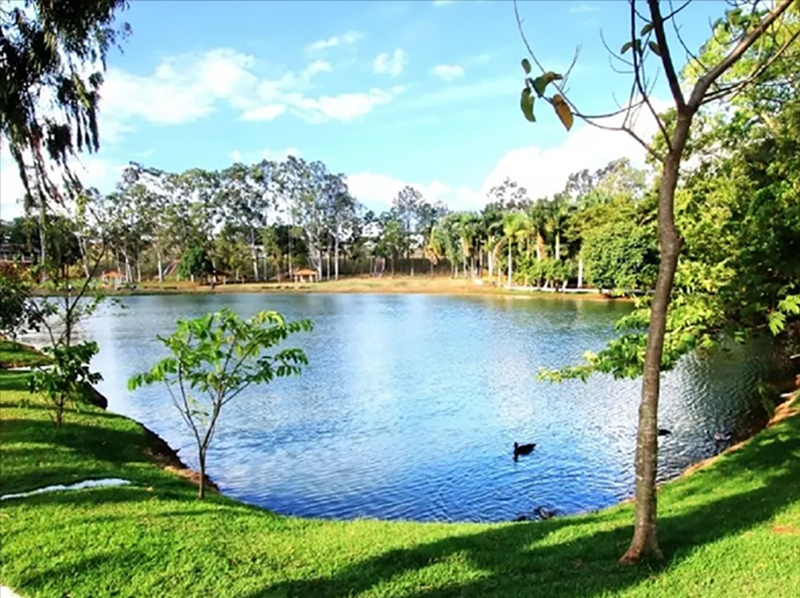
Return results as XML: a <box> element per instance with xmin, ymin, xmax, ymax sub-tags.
<box><xmin>532</xmin><ymin>71</ymin><xmax>564</xmax><ymax>98</ymax></box>
<box><xmin>768</xmin><ymin>311</ymin><xmax>786</xmax><ymax>335</ymax></box>
<box><xmin>621</xmin><ymin>41</ymin><xmax>633</xmax><ymax>54</ymax></box>
<box><xmin>521</xmin><ymin>58</ymin><xmax>531</xmax><ymax>74</ymax></box>
<box><xmin>648</xmin><ymin>41</ymin><xmax>662</xmax><ymax>57</ymax></box>
<box><xmin>520</xmin><ymin>87</ymin><xmax>536</xmax><ymax>122</ymax></box>
<box><xmin>640</xmin><ymin>23</ymin><xmax>654</xmax><ymax>36</ymax></box>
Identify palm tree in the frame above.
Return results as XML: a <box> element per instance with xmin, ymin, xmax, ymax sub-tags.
<box><xmin>528</xmin><ymin>202</ymin><xmax>549</xmax><ymax>261</ymax></box>
<box><xmin>502</xmin><ymin>212</ymin><xmax>526</xmax><ymax>288</ymax></box>
<box><xmin>548</xmin><ymin>196</ymin><xmax>572</xmax><ymax>261</ymax></box>
<box><xmin>424</xmin><ymin>227</ymin><xmax>444</xmax><ymax>277</ymax></box>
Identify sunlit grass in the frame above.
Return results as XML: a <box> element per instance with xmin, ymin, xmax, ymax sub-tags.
<box><xmin>0</xmin><ymin>340</ymin><xmax>51</xmax><ymax>369</ymax></box>
<box><xmin>0</xmin><ymin>359</ymin><xmax>797</xmax><ymax>597</ymax></box>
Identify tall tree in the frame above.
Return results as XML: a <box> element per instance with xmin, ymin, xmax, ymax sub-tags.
<box><xmin>516</xmin><ymin>0</ymin><xmax>799</xmax><ymax>562</ymax></box>
<box><xmin>1</xmin><ymin>0</ymin><xmax>130</xmax><ymax>203</ymax></box>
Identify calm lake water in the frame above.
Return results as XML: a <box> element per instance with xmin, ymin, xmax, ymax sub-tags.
<box><xmin>25</xmin><ymin>293</ymin><xmax>782</xmax><ymax>522</ymax></box>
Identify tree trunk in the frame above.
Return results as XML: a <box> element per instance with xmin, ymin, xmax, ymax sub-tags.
<box><xmin>326</xmin><ymin>246</ymin><xmax>331</xmax><ymax>281</ymax></box>
<box><xmin>157</xmin><ymin>249</ymin><xmax>164</xmax><ymax>283</ymax></box>
<box><xmin>507</xmin><ymin>242</ymin><xmax>512</xmax><ymax>288</ymax></box>
<box><xmin>334</xmin><ymin>231</ymin><xmax>340</xmax><ymax>280</ymax></box>
<box><xmin>198</xmin><ymin>450</ymin><xmax>206</xmax><ymax>500</ymax></box>
<box><xmin>37</xmin><ymin>202</ymin><xmax>48</xmax><ymax>281</ymax></box>
<box><xmin>578</xmin><ymin>255</ymin><xmax>584</xmax><ymax>289</ymax></box>
<box><xmin>556</xmin><ymin>231</ymin><xmax>561</xmax><ymax>261</ymax></box>
<box><xmin>620</xmin><ymin>116</ymin><xmax>689</xmax><ymax>565</ymax></box>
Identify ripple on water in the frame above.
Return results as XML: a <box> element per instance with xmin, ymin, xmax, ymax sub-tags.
<box><xmin>19</xmin><ymin>293</ymin><xmax>788</xmax><ymax>522</ymax></box>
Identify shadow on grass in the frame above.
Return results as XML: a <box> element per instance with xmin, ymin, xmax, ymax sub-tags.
<box><xmin>244</xmin><ymin>422</ymin><xmax>799</xmax><ymax>598</ymax></box>
<box><xmin>0</xmin><ymin>416</ymin><xmax>179</xmax><ymax>494</ymax></box>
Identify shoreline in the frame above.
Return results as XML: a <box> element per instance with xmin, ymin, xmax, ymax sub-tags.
<box><xmin>33</xmin><ymin>277</ymin><xmax>636</xmax><ymax>303</ymax></box>
<box><xmin>88</xmin><ymin>380</ymin><xmax>798</xmax><ymax>524</ymax></box>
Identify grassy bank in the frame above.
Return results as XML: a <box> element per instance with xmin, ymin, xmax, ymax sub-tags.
<box><xmin>0</xmin><ymin>340</ymin><xmax>51</xmax><ymax>369</ymax></box>
<box><xmin>1</xmin><ymin>370</ymin><xmax>798</xmax><ymax>597</ymax></box>
<box><xmin>36</xmin><ymin>275</ymin><xmax>628</xmax><ymax>302</ymax></box>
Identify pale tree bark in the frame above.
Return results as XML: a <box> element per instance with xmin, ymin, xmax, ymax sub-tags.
<box><xmin>157</xmin><ymin>248</ymin><xmax>164</xmax><ymax>283</ymax></box>
<box><xmin>507</xmin><ymin>242</ymin><xmax>513</xmax><ymax>288</ymax></box>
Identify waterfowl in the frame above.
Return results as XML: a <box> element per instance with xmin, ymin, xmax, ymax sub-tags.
<box><xmin>513</xmin><ymin>442</ymin><xmax>536</xmax><ymax>459</ymax></box>
<box><xmin>533</xmin><ymin>506</ymin><xmax>557</xmax><ymax>520</ymax></box>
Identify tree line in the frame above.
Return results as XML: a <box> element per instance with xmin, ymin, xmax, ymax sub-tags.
<box><xmin>3</xmin><ymin>154</ymin><xmax>665</xmax><ymax>293</ymax></box>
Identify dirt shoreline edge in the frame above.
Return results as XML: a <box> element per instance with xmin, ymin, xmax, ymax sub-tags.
<box><xmin>89</xmin><ymin>386</ymin><xmax>219</xmax><ymax>493</ymax></box>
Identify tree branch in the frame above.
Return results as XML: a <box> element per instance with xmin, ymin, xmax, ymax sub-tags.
<box><xmin>689</xmin><ymin>0</ymin><xmax>796</xmax><ymax>107</ymax></box>
<box><xmin>700</xmin><ymin>25</ymin><xmax>800</xmax><ymax>105</ymax></box>
<box><xmin>647</xmin><ymin>0</ymin><xmax>687</xmax><ymax>111</ymax></box>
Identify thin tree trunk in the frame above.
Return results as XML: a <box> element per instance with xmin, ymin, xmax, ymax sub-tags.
<box><xmin>326</xmin><ymin>246</ymin><xmax>331</xmax><ymax>281</ymax></box>
<box><xmin>507</xmin><ymin>242</ymin><xmax>512</xmax><ymax>288</ymax></box>
<box><xmin>556</xmin><ymin>231</ymin><xmax>561</xmax><ymax>261</ymax></box>
<box><xmin>37</xmin><ymin>201</ymin><xmax>48</xmax><ymax>281</ymax></box>
<box><xmin>620</xmin><ymin>116</ymin><xmax>689</xmax><ymax>564</ymax></box>
<box><xmin>578</xmin><ymin>255</ymin><xmax>584</xmax><ymax>289</ymax></box>
<box><xmin>157</xmin><ymin>249</ymin><xmax>164</xmax><ymax>283</ymax></box>
<box><xmin>198</xmin><ymin>449</ymin><xmax>206</xmax><ymax>500</ymax></box>
<box><xmin>334</xmin><ymin>230</ymin><xmax>340</xmax><ymax>280</ymax></box>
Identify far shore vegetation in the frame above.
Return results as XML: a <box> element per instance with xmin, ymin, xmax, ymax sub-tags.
<box><xmin>1</xmin><ymin>0</ymin><xmax>799</xmax><ymax>593</ymax></box>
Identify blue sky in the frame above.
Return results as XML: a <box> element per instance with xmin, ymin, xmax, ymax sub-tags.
<box><xmin>0</xmin><ymin>0</ymin><xmax>729</xmax><ymax>219</ymax></box>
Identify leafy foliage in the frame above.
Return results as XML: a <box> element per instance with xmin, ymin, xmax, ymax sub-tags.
<box><xmin>128</xmin><ymin>309</ymin><xmax>312</xmax><ymax>498</ymax></box>
<box><xmin>30</xmin><ymin>341</ymin><xmax>102</xmax><ymax>429</ymax></box>
<box><xmin>0</xmin><ymin>270</ymin><xmax>41</xmax><ymax>341</ymax></box>
<box><xmin>0</xmin><ymin>0</ymin><xmax>130</xmax><ymax>203</ymax></box>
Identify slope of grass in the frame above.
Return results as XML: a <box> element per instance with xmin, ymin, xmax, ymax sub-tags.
<box><xmin>0</xmin><ymin>366</ymin><xmax>798</xmax><ymax>598</ymax></box>
<box><xmin>0</xmin><ymin>340</ymin><xmax>50</xmax><ymax>369</ymax></box>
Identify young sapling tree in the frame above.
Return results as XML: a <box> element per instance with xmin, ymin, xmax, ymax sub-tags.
<box><xmin>128</xmin><ymin>308</ymin><xmax>312</xmax><ymax>499</ymax></box>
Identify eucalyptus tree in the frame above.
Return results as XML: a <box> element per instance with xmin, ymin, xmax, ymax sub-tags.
<box><xmin>0</xmin><ymin>0</ymin><xmax>130</xmax><ymax>205</ymax></box>
<box><xmin>279</xmin><ymin>157</ymin><xmax>329</xmax><ymax>279</ymax></box>
<box><xmin>321</xmin><ymin>172</ymin><xmax>357</xmax><ymax>280</ymax></box>
<box><xmin>218</xmin><ymin>162</ymin><xmax>271</xmax><ymax>282</ymax></box>
<box><xmin>392</xmin><ymin>186</ymin><xmax>423</xmax><ymax>273</ymax></box>
<box><xmin>516</xmin><ymin>0</ymin><xmax>799</xmax><ymax>562</ymax></box>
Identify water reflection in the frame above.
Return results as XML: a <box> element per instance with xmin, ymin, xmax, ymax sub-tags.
<box><xmin>19</xmin><ymin>293</ymin><xmax>785</xmax><ymax>522</ymax></box>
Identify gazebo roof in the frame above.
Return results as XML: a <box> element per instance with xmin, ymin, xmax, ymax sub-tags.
<box><xmin>294</xmin><ymin>268</ymin><xmax>318</xmax><ymax>276</ymax></box>
<box><xmin>103</xmin><ymin>271</ymin><xmax>124</xmax><ymax>278</ymax></box>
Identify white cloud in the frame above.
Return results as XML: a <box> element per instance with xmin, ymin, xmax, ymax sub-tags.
<box><xmin>100</xmin><ymin>48</ymin><xmax>395</xmax><ymax>131</ymax></box>
<box><xmin>348</xmin><ymin>98</ymin><xmax>665</xmax><ymax>213</ymax></box>
<box><xmin>482</xmin><ymin>100</ymin><xmax>666</xmax><ymax>200</ymax></box>
<box><xmin>241</xmin><ymin>104</ymin><xmax>287</xmax><ymax>122</ymax></box>
<box><xmin>430</xmin><ymin>64</ymin><xmax>465</xmax><ymax>82</ymax></box>
<box><xmin>346</xmin><ymin>172</ymin><xmax>482</xmax><ymax>213</ymax></box>
<box><xmin>283</xmin><ymin>88</ymin><xmax>398</xmax><ymax>124</ymax></box>
<box><xmin>569</xmin><ymin>3</ymin><xmax>600</xmax><ymax>13</ymax></box>
<box><xmin>373</xmin><ymin>49</ymin><xmax>407</xmax><ymax>78</ymax></box>
<box><xmin>306</xmin><ymin>30</ymin><xmax>363</xmax><ymax>52</ymax></box>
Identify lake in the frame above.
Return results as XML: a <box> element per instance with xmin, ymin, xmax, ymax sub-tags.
<box><xmin>27</xmin><ymin>293</ymin><xmax>782</xmax><ymax>522</ymax></box>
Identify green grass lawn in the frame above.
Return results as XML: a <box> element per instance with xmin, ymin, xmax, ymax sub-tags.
<box><xmin>0</xmin><ymin>340</ymin><xmax>51</xmax><ymax>369</ymax></box>
<box><xmin>0</xmin><ymin>367</ymin><xmax>798</xmax><ymax>598</ymax></box>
